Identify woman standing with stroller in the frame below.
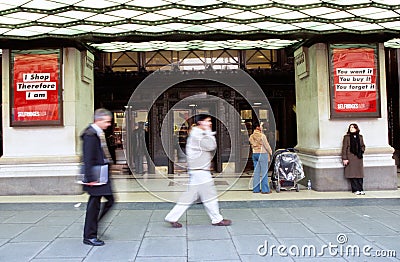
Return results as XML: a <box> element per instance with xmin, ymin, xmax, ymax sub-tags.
<box><xmin>249</xmin><ymin>122</ymin><xmax>273</xmax><ymax>194</ymax></box>
<box><xmin>342</xmin><ymin>123</ymin><xmax>366</xmax><ymax>195</ymax></box>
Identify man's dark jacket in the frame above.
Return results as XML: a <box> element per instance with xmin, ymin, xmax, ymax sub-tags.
<box><xmin>81</xmin><ymin>125</ymin><xmax>113</xmax><ymax>196</ymax></box>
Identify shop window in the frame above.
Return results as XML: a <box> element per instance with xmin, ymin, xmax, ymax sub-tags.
<box><xmin>245</xmin><ymin>50</ymin><xmax>277</xmax><ymax>69</ymax></box>
<box><xmin>145</xmin><ymin>51</ymin><xmax>174</xmax><ymax>71</ymax></box>
<box><xmin>105</xmin><ymin>52</ymin><xmax>139</xmax><ymax>72</ymax></box>
<box><xmin>211</xmin><ymin>50</ymin><xmax>239</xmax><ymax>68</ymax></box>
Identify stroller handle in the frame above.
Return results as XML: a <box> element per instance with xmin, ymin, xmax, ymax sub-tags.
<box><xmin>273</xmin><ymin>148</ymin><xmax>298</xmax><ymax>155</ymax></box>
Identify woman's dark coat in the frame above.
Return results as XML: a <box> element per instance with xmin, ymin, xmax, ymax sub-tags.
<box><xmin>81</xmin><ymin>125</ymin><xmax>113</xmax><ymax>196</ymax></box>
<box><xmin>341</xmin><ymin>134</ymin><xmax>365</xmax><ymax>178</ymax></box>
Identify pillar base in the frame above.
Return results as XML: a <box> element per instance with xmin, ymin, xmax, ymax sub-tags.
<box><xmin>302</xmin><ymin>165</ymin><xmax>397</xmax><ymax>191</ymax></box>
<box><xmin>298</xmin><ymin>152</ymin><xmax>398</xmax><ymax>191</ymax></box>
<box><xmin>0</xmin><ymin>156</ymin><xmax>82</xmax><ymax>195</ymax></box>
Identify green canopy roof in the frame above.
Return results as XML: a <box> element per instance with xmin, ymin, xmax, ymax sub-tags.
<box><xmin>0</xmin><ymin>0</ymin><xmax>399</xmax><ymax>51</ymax></box>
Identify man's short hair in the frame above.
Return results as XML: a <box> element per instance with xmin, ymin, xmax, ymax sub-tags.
<box><xmin>94</xmin><ymin>108</ymin><xmax>112</xmax><ymax>121</ymax></box>
<box><xmin>195</xmin><ymin>114</ymin><xmax>211</xmax><ymax>124</ymax></box>
<box><xmin>253</xmin><ymin>122</ymin><xmax>261</xmax><ymax>128</ymax></box>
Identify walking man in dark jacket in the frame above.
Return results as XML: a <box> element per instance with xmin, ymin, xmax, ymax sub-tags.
<box><xmin>81</xmin><ymin>108</ymin><xmax>114</xmax><ymax>246</ymax></box>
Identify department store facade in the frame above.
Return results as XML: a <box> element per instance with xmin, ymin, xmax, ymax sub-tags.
<box><xmin>0</xmin><ymin>1</ymin><xmax>399</xmax><ymax>195</ymax></box>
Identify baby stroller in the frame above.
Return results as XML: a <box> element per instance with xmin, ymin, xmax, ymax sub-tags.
<box><xmin>270</xmin><ymin>148</ymin><xmax>305</xmax><ymax>193</ymax></box>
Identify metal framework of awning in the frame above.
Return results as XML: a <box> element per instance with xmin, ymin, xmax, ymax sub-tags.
<box><xmin>0</xmin><ymin>0</ymin><xmax>399</xmax><ymax>51</ymax></box>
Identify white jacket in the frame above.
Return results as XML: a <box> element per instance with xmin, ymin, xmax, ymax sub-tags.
<box><xmin>186</xmin><ymin>126</ymin><xmax>216</xmax><ymax>170</ymax></box>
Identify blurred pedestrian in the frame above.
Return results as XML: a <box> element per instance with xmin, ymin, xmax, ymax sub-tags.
<box><xmin>81</xmin><ymin>108</ymin><xmax>115</xmax><ymax>246</ymax></box>
<box><xmin>105</xmin><ymin>122</ymin><xmax>117</xmax><ymax>164</ymax></box>
<box><xmin>132</xmin><ymin>121</ymin><xmax>146</xmax><ymax>175</ymax></box>
<box><xmin>144</xmin><ymin>122</ymin><xmax>155</xmax><ymax>174</ymax></box>
<box><xmin>165</xmin><ymin>114</ymin><xmax>231</xmax><ymax>228</ymax></box>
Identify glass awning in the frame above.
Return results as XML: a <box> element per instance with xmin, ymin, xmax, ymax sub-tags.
<box><xmin>90</xmin><ymin>39</ymin><xmax>301</xmax><ymax>52</ymax></box>
<box><xmin>0</xmin><ymin>0</ymin><xmax>399</xmax><ymax>51</ymax></box>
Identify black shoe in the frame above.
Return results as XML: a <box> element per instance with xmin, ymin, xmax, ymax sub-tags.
<box><xmin>83</xmin><ymin>238</ymin><xmax>105</xmax><ymax>246</ymax></box>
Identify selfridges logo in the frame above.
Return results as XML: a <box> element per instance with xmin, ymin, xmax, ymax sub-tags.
<box><xmin>123</xmin><ymin>66</ymin><xmax>276</xmax><ymax>203</ymax></box>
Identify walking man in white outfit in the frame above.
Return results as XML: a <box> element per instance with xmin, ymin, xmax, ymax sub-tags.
<box><xmin>165</xmin><ymin>114</ymin><xmax>232</xmax><ymax>228</ymax></box>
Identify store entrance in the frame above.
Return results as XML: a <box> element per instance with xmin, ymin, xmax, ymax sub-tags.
<box><xmin>149</xmin><ymin>82</ymin><xmax>240</xmax><ymax>175</ymax></box>
<box><xmin>167</xmin><ymin>97</ymin><xmax>218</xmax><ymax>174</ymax></box>
<box><xmin>148</xmin><ymin>80</ymin><xmax>277</xmax><ymax>176</ymax></box>
<box><xmin>124</xmin><ymin>80</ymin><xmax>296</xmax><ymax>177</ymax></box>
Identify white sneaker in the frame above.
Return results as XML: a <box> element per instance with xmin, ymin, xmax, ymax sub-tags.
<box><xmin>355</xmin><ymin>191</ymin><xmax>361</xmax><ymax>195</ymax></box>
<box><xmin>360</xmin><ymin>191</ymin><xmax>365</xmax><ymax>195</ymax></box>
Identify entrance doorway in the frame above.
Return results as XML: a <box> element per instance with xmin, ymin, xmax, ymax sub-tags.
<box><xmin>111</xmin><ymin>71</ymin><xmax>297</xmax><ymax>196</ymax></box>
<box><xmin>167</xmin><ymin>96</ymin><xmax>218</xmax><ymax>174</ymax></box>
<box><xmin>149</xmin><ymin>83</ymin><xmax>231</xmax><ymax>175</ymax></box>
<box><xmin>124</xmin><ymin>77</ymin><xmax>296</xmax><ymax>178</ymax></box>
<box><xmin>148</xmin><ymin>80</ymin><xmax>276</xmax><ymax>176</ymax></box>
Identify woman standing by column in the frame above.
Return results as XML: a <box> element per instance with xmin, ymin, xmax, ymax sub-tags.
<box><xmin>249</xmin><ymin>122</ymin><xmax>273</xmax><ymax>194</ymax></box>
<box><xmin>342</xmin><ymin>123</ymin><xmax>366</xmax><ymax>195</ymax></box>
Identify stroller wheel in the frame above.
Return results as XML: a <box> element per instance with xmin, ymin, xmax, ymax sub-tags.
<box><xmin>295</xmin><ymin>183</ymin><xmax>300</xmax><ymax>192</ymax></box>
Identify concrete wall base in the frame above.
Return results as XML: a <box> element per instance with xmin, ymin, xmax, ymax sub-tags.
<box><xmin>0</xmin><ymin>157</ymin><xmax>83</xmax><ymax>195</ymax></box>
<box><xmin>301</xmin><ymin>165</ymin><xmax>398</xmax><ymax>191</ymax></box>
<box><xmin>0</xmin><ymin>176</ymin><xmax>82</xmax><ymax>195</ymax></box>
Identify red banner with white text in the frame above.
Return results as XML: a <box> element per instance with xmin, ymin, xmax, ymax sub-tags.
<box><xmin>330</xmin><ymin>45</ymin><xmax>380</xmax><ymax>118</ymax></box>
<box><xmin>12</xmin><ymin>51</ymin><xmax>61</xmax><ymax>125</ymax></box>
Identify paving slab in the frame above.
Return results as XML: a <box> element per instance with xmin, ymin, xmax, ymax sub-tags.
<box><xmin>137</xmin><ymin>236</ymin><xmax>187</xmax><ymax>257</ymax></box>
<box><xmin>11</xmin><ymin>225</ymin><xmax>66</xmax><ymax>242</ymax></box>
<box><xmin>320</xmin><ymin>209</ymin><xmax>367</xmax><ymax>222</ymax></box>
<box><xmin>187</xmin><ymin>224</ymin><xmax>230</xmax><ymax>240</ymax></box>
<box><xmin>0</xmin><ymin>223</ymin><xmax>31</xmax><ymax>238</ymax></box>
<box><xmin>102</xmin><ymin>223</ymin><xmax>147</xmax><ymax>241</ymax></box>
<box><xmin>188</xmin><ymin>239</ymin><xmax>239</xmax><ymax>261</ymax></box>
<box><xmin>298</xmin><ymin>217</ymin><xmax>352</xmax><ymax>234</ymax></box>
<box><xmin>145</xmin><ymin>221</ymin><xmax>187</xmax><ymax>237</ymax></box>
<box><xmin>231</xmin><ymin>234</ymin><xmax>280</xmax><ymax>255</ymax></box>
<box><xmin>340</xmin><ymin>220</ymin><xmax>398</xmax><ymax>236</ymax></box>
<box><xmin>36</xmin><ymin>238</ymin><xmax>90</xmax><ymax>259</ymax></box>
<box><xmin>227</xmin><ymin>219</ymin><xmax>271</xmax><ymax>235</ymax></box>
<box><xmin>266</xmin><ymin>222</ymin><xmax>316</xmax><ymax>238</ymax></box>
<box><xmin>0</xmin><ymin>198</ymin><xmax>399</xmax><ymax>261</ymax></box>
<box><xmin>0</xmin><ymin>242</ymin><xmax>48</xmax><ymax>262</ymax></box>
<box><xmin>3</xmin><ymin>211</ymin><xmax>51</xmax><ymax>223</ymax></box>
<box><xmin>84</xmin><ymin>240</ymin><xmax>140</xmax><ymax>261</ymax></box>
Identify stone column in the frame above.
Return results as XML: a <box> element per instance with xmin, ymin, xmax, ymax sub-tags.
<box><xmin>295</xmin><ymin>43</ymin><xmax>397</xmax><ymax>191</ymax></box>
<box><xmin>0</xmin><ymin>48</ymin><xmax>93</xmax><ymax>195</ymax></box>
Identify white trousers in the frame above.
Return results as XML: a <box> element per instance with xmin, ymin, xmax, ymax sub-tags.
<box><xmin>165</xmin><ymin>180</ymin><xmax>223</xmax><ymax>224</ymax></box>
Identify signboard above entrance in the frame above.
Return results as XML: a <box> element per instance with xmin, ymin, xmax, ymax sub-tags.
<box><xmin>294</xmin><ymin>46</ymin><xmax>309</xmax><ymax>79</ymax></box>
<box><xmin>329</xmin><ymin>44</ymin><xmax>381</xmax><ymax>118</ymax></box>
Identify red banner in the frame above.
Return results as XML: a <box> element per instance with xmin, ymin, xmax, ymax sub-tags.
<box><xmin>332</xmin><ymin>47</ymin><xmax>377</xmax><ymax>114</ymax></box>
<box><xmin>13</xmin><ymin>53</ymin><xmax>60</xmax><ymax>123</ymax></box>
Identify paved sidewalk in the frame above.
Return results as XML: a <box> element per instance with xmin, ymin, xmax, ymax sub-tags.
<box><xmin>0</xmin><ymin>199</ymin><xmax>399</xmax><ymax>262</ymax></box>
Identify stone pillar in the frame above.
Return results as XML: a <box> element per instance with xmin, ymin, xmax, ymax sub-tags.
<box><xmin>0</xmin><ymin>48</ymin><xmax>93</xmax><ymax>195</ymax></box>
<box><xmin>295</xmin><ymin>43</ymin><xmax>397</xmax><ymax>191</ymax></box>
